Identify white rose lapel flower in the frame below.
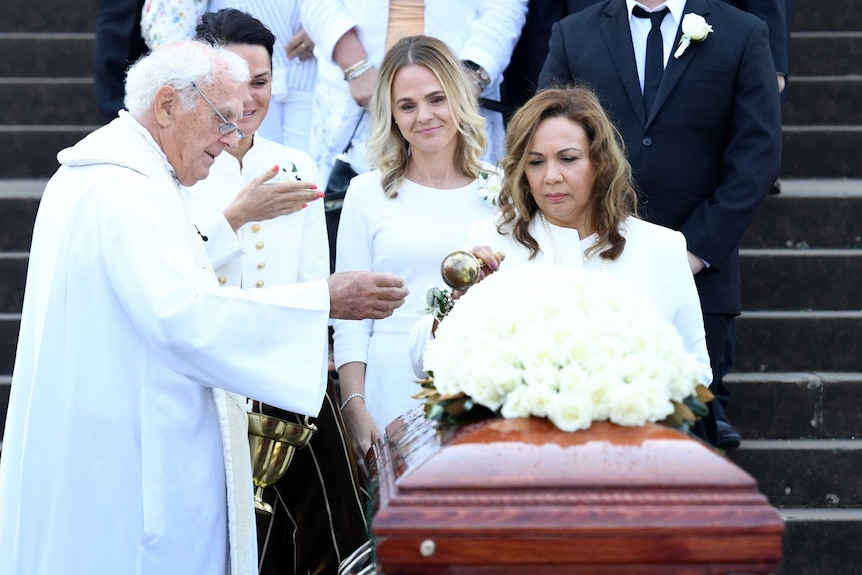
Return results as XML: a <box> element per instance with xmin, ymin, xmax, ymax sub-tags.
<box><xmin>674</xmin><ymin>13</ymin><xmax>713</xmax><ymax>59</ymax></box>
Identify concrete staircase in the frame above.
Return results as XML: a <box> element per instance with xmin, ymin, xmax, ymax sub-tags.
<box><xmin>1</xmin><ymin>1</ymin><xmax>860</xmax><ymax>572</ymax></box>
<box><xmin>723</xmin><ymin>3</ymin><xmax>862</xmax><ymax>573</ymax></box>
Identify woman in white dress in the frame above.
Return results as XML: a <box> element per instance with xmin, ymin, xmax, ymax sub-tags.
<box><xmin>408</xmin><ymin>86</ymin><xmax>716</xmax><ymax>442</ymax></box>
<box><xmin>335</xmin><ymin>35</ymin><xmax>498</xmax><ymax>460</ymax></box>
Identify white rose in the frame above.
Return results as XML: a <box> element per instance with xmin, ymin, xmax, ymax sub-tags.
<box><xmin>463</xmin><ymin>371</ymin><xmax>507</xmax><ymax>411</ymax></box>
<box><xmin>548</xmin><ymin>392</ymin><xmax>594</xmax><ymax>432</ymax></box>
<box><xmin>682</xmin><ymin>13</ymin><xmax>713</xmax><ymax>41</ymax></box>
<box><xmin>523</xmin><ymin>362</ymin><xmax>560</xmax><ymax>392</ymax></box>
<box><xmin>608</xmin><ymin>386</ymin><xmax>653</xmax><ymax>427</ymax></box>
<box><xmin>500</xmin><ymin>386</ymin><xmax>531</xmax><ymax>419</ymax></box>
<box><xmin>522</xmin><ymin>383</ymin><xmax>556</xmax><ymax>418</ymax></box>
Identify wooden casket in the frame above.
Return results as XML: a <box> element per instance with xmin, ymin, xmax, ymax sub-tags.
<box><xmin>368</xmin><ymin>407</ymin><xmax>784</xmax><ymax>575</ymax></box>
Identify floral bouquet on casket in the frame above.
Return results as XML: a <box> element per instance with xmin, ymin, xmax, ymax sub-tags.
<box><xmin>416</xmin><ymin>265</ymin><xmax>713</xmax><ymax>434</ymax></box>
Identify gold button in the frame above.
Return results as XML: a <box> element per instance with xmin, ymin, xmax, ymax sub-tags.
<box><xmin>251</xmin><ymin>224</ymin><xmax>261</xmax><ymax>233</ymax></box>
<box><xmin>255</xmin><ymin>241</ymin><xmax>264</xmax><ymax>250</ymax></box>
<box><xmin>255</xmin><ymin>280</ymin><xmax>264</xmax><ymax>288</ymax></box>
<box><xmin>257</xmin><ymin>261</ymin><xmax>266</xmax><ymax>270</ymax></box>
<box><xmin>218</xmin><ymin>276</ymin><xmax>227</xmax><ymax>285</ymax></box>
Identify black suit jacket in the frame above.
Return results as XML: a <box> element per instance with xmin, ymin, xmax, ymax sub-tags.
<box><xmin>539</xmin><ymin>0</ymin><xmax>782</xmax><ymax>314</ymax></box>
<box><xmin>566</xmin><ymin>0</ymin><xmax>788</xmax><ymax>75</ymax></box>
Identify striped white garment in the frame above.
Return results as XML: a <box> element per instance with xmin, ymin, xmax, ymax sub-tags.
<box><xmin>207</xmin><ymin>0</ymin><xmax>317</xmax><ymax>93</ymax></box>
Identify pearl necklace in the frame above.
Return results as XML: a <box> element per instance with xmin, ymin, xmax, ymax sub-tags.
<box><xmin>539</xmin><ymin>211</ymin><xmax>610</xmax><ymax>272</ymax></box>
<box><xmin>539</xmin><ymin>211</ymin><xmax>562</xmax><ymax>265</ymax></box>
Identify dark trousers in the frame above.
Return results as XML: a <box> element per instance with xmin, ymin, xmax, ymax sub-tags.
<box><xmin>256</xmin><ymin>378</ymin><xmax>369</xmax><ymax>575</ymax></box>
<box><xmin>94</xmin><ymin>0</ymin><xmax>148</xmax><ymax>121</ymax></box>
<box><xmin>701</xmin><ymin>313</ymin><xmax>737</xmax><ymax>443</ymax></box>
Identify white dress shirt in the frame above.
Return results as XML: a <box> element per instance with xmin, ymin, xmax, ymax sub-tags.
<box><xmin>626</xmin><ymin>0</ymin><xmax>687</xmax><ymax>92</ymax></box>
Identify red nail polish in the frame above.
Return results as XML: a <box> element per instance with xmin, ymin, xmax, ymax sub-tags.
<box><xmin>271</xmin><ymin>164</ymin><xmax>279</xmax><ymax>172</ymax></box>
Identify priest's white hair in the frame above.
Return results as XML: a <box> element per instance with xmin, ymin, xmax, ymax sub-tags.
<box><xmin>124</xmin><ymin>39</ymin><xmax>249</xmax><ymax>116</ymax></box>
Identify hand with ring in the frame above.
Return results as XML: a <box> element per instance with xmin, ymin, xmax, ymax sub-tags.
<box><xmin>287</xmin><ymin>28</ymin><xmax>315</xmax><ymax>61</ymax></box>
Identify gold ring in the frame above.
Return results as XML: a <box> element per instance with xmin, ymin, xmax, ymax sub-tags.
<box><xmin>300</xmin><ymin>41</ymin><xmax>307</xmax><ymax>48</ymax></box>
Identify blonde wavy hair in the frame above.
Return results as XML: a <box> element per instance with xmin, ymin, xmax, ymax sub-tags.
<box><xmin>498</xmin><ymin>86</ymin><xmax>638</xmax><ymax>260</ymax></box>
<box><xmin>366</xmin><ymin>35</ymin><xmax>487</xmax><ymax>198</ymax></box>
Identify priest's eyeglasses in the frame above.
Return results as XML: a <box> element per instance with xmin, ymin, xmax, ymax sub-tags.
<box><xmin>191</xmin><ymin>82</ymin><xmax>245</xmax><ymax>140</ymax></box>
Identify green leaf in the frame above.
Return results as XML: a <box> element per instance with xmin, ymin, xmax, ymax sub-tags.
<box><xmin>683</xmin><ymin>396</ymin><xmax>710</xmax><ymax>417</ymax></box>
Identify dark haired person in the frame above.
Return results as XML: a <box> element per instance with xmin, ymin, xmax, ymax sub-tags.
<box><xmin>186</xmin><ymin>9</ymin><xmax>370</xmax><ymax>574</ymax></box>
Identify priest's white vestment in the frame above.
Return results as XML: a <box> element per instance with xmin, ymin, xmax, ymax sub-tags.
<box><xmin>0</xmin><ymin>114</ymin><xmax>330</xmax><ymax>575</ymax></box>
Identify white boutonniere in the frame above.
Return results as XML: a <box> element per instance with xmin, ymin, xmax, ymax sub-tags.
<box><xmin>478</xmin><ymin>162</ymin><xmax>503</xmax><ymax>207</ymax></box>
<box><xmin>674</xmin><ymin>13</ymin><xmax>713</xmax><ymax>59</ymax></box>
<box><xmin>269</xmin><ymin>162</ymin><xmax>302</xmax><ymax>183</ymax></box>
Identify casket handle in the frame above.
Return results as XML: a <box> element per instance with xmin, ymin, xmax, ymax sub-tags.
<box><xmin>420</xmin><ymin>539</ymin><xmax>437</xmax><ymax>557</ymax></box>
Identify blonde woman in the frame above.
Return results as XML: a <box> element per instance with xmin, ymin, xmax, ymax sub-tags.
<box><xmin>335</xmin><ymin>35</ymin><xmax>498</xmax><ymax>459</ymax></box>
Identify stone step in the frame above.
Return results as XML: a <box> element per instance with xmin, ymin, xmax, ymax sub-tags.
<box><xmin>728</xmin><ymin>439</ymin><xmax>862</xmax><ymax>509</ymax></box>
<box><xmin>742</xmin><ymin>180</ymin><xmax>862</xmax><ymax>249</ymax></box>
<box><xmin>3</xmin><ymin>0</ymin><xmax>96</xmax><ymax>34</ymax></box>
<box><xmin>0</xmin><ymin>255</ymin><xmax>27</xmax><ymax>315</ymax></box>
<box><xmin>0</xmin><ymin>79</ymin><xmax>103</xmax><ymax>126</ymax></box>
<box><xmin>725</xmin><ymin>372</ymin><xmax>862</xmax><ymax>440</ymax></box>
<box><xmin>791</xmin><ymin>32</ymin><xmax>862</xmax><ymax>77</ymax></box>
<box><xmin>1</xmin><ymin>127</ymin><xmax>94</xmax><ymax>179</ymax></box>
<box><xmin>778</xmin><ymin>508</ymin><xmax>862</xmax><ymax>575</ymax></box>
<box><xmin>793</xmin><ymin>0</ymin><xmax>862</xmax><ymax>33</ymax></box>
<box><xmin>782</xmin><ymin>77</ymin><xmax>862</xmax><ymax>126</ymax></box>
<box><xmin>0</xmin><ymin>377</ymin><xmax>8</xmax><ymax>443</ymax></box>
<box><xmin>0</xmin><ymin>33</ymin><xmax>95</xmax><ymax>78</ymax></box>
<box><xmin>740</xmin><ymin>249</ymin><xmax>862</xmax><ymax>311</ymax></box>
<box><xmin>0</xmin><ymin>183</ymin><xmax>41</xmax><ymax>251</ymax></box>
<box><xmin>735</xmin><ymin>311</ymin><xmax>862</xmax><ymax>372</ymax></box>
<box><xmin>0</xmin><ymin>315</ymin><xmax>19</xmax><ymax>381</ymax></box>
<box><xmin>781</xmin><ymin>126</ymin><xmax>862</xmax><ymax>179</ymax></box>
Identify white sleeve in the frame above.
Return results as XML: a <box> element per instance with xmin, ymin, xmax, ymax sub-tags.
<box><xmin>458</xmin><ymin>0</ymin><xmax>529</xmax><ymax>83</ymax></box>
<box><xmin>331</xmin><ymin>175</ymin><xmax>374</xmax><ymax>368</ymax></box>
<box><xmin>299</xmin><ymin>0</ymin><xmax>358</xmax><ymax>63</ymax></box>
<box><xmin>669</xmin><ymin>231</ymin><xmax>714</xmax><ymax>387</ymax></box>
<box><xmin>98</xmin><ymin>176</ymin><xmax>331</xmax><ymax>415</ymax></box>
<box><xmin>408</xmin><ymin>314</ymin><xmax>436</xmax><ymax>380</ymax></box>
<box><xmin>193</xmin><ymin>209</ymin><xmax>245</xmax><ymax>271</ymax></box>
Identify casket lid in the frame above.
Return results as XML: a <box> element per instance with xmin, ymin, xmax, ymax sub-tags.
<box><xmin>378</xmin><ymin>407</ymin><xmax>756</xmax><ymax>494</ymax></box>
<box><xmin>370</xmin><ymin>408</ymin><xmax>784</xmax><ymax>574</ymax></box>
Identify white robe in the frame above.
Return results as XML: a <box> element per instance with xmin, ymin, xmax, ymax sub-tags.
<box><xmin>0</xmin><ymin>113</ymin><xmax>330</xmax><ymax>575</ymax></box>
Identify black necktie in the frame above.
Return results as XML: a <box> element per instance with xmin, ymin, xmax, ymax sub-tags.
<box><xmin>633</xmin><ymin>5</ymin><xmax>669</xmax><ymax>115</ymax></box>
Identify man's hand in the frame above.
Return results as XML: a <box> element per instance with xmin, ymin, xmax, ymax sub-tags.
<box><xmin>328</xmin><ymin>271</ymin><xmax>408</xmax><ymax>320</ymax></box>
<box><xmin>222</xmin><ymin>165</ymin><xmax>322</xmax><ymax>231</ymax></box>
<box><xmin>687</xmin><ymin>250</ymin><xmax>706</xmax><ymax>275</ymax></box>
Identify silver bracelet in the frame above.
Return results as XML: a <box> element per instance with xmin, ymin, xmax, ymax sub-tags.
<box><xmin>340</xmin><ymin>392</ymin><xmax>365</xmax><ymax>410</ymax></box>
<box><xmin>345</xmin><ymin>59</ymin><xmax>374</xmax><ymax>82</ymax></box>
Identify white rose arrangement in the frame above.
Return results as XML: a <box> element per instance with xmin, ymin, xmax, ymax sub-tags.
<box><xmin>417</xmin><ymin>266</ymin><xmax>712</xmax><ymax>433</ymax></box>
<box><xmin>477</xmin><ymin>162</ymin><xmax>503</xmax><ymax>207</ymax></box>
<box><xmin>674</xmin><ymin>13</ymin><xmax>713</xmax><ymax>59</ymax></box>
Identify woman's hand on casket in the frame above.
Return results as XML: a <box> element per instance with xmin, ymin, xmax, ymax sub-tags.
<box><xmin>342</xmin><ymin>397</ymin><xmax>380</xmax><ymax>462</ymax></box>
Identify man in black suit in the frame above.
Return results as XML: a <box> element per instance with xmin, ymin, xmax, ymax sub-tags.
<box><xmin>539</xmin><ymin>0</ymin><xmax>782</xmax><ymax>448</ymax></box>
